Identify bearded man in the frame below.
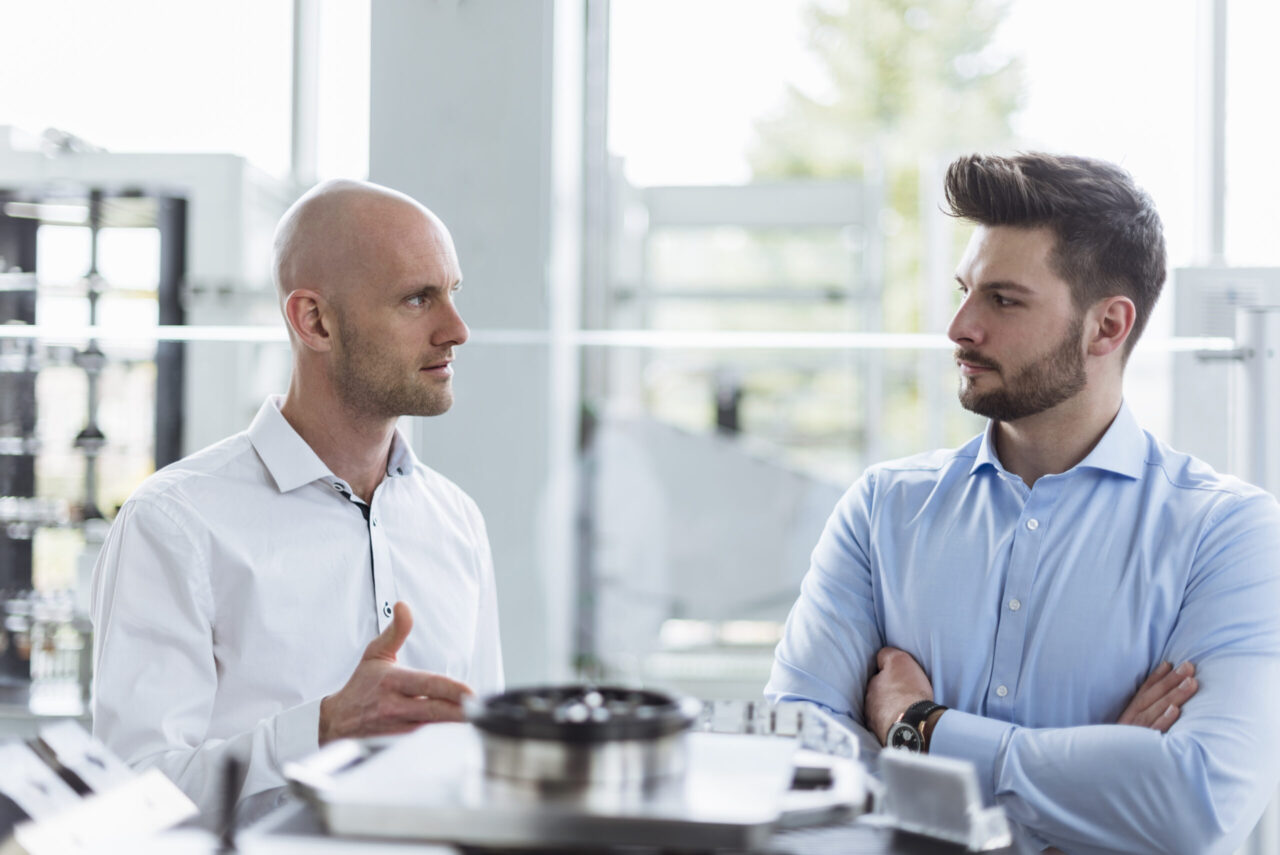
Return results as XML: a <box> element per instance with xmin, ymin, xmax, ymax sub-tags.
<box><xmin>91</xmin><ymin>180</ymin><xmax>503</xmax><ymax>823</ymax></box>
<box><xmin>767</xmin><ymin>153</ymin><xmax>1280</xmax><ymax>854</ymax></box>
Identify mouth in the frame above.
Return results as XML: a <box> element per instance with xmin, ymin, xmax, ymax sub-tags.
<box><xmin>955</xmin><ymin>351</ymin><xmax>998</xmax><ymax>377</ymax></box>
<box><xmin>421</xmin><ymin>358</ymin><xmax>454</xmax><ymax>378</ymax></box>
<box><xmin>958</xmin><ymin>361</ymin><xmax>993</xmax><ymax>377</ymax></box>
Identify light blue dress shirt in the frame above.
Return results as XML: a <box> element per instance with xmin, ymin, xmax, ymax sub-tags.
<box><xmin>767</xmin><ymin>402</ymin><xmax>1280</xmax><ymax>854</ymax></box>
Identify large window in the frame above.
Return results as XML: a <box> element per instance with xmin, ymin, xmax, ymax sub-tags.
<box><xmin>592</xmin><ymin>0</ymin><xmax>1230</xmax><ymax>694</ymax></box>
<box><xmin>0</xmin><ymin>1</ymin><xmax>294</xmax><ymax>176</ymax></box>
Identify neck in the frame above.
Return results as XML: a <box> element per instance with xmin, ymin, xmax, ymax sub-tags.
<box><xmin>280</xmin><ymin>371</ymin><xmax>396</xmax><ymax>502</ymax></box>
<box><xmin>993</xmin><ymin>381</ymin><xmax>1123</xmax><ymax>488</ymax></box>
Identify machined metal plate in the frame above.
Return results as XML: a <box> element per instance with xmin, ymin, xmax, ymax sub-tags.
<box><xmin>286</xmin><ymin>723</ymin><xmax>863</xmax><ymax>851</ymax></box>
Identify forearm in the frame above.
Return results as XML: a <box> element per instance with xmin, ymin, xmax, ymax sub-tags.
<box><xmin>96</xmin><ymin>697</ymin><xmax>322</xmax><ymax>824</ymax></box>
<box><xmin>931</xmin><ymin>710</ymin><xmax>1274</xmax><ymax>855</ymax></box>
<box><xmin>91</xmin><ymin>498</ymin><xmax>323</xmax><ymax>822</ymax></box>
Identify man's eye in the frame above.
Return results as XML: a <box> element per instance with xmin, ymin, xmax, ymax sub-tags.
<box><xmin>993</xmin><ymin>294</ymin><xmax>1015</xmax><ymax>307</ymax></box>
<box><xmin>406</xmin><ymin>294</ymin><xmax>427</xmax><ymax>307</ymax></box>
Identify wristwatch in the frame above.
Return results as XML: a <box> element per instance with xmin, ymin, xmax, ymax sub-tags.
<box><xmin>886</xmin><ymin>700</ymin><xmax>947</xmax><ymax>753</ymax></box>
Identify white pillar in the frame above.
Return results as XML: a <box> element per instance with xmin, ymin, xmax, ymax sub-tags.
<box><xmin>370</xmin><ymin>0</ymin><xmax>584</xmax><ymax>684</ymax></box>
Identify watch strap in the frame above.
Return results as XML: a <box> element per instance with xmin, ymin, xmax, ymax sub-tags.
<box><xmin>899</xmin><ymin>700</ymin><xmax>947</xmax><ymax>752</ymax></box>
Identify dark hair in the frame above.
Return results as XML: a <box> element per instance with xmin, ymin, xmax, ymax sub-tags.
<box><xmin>943</xmin><ymin>152</ymin><xmax>1167</xmax><ymax>358</ymax></box>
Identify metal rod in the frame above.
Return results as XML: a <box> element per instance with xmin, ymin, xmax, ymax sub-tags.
<box><xmin>290</xmin><ymin>0</ymin><xmax>321</xmax><ymax>187</ymax></box>
<box><xmin>0</xmin><ymin>325</ymin><xmax>1243</xmax><ymax>353</ymax></box>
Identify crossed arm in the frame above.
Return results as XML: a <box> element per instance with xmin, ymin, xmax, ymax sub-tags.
<box><xmin>866</xmin><ymin>649</ymin><xmax>1198</xmax><ymax>747</ymax></box>
<box><xmin>768</xmin><ymin>485</ymin><xmax>1280</xmax><ymax>854</ymax></box>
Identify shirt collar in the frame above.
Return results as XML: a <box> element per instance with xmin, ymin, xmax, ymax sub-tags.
<box><xmin>247</xmin><ymin>397</ymin><xmax>419</xmax><ymax>494</ymax></box>
<box><xmin>969</xmin><ymin>400</ymin><xmax>1146</xmax><ymax>481</ymax></box>
<box><xmin>1074</xmin><ymin>401</ymin><xmax>1146</xmax><ymax>479</ymax></box>
<box><xmin>385</xmin><ymin>421</ymin><xmax>417</xmax><ymax>479</ymax></box>
<box><xmin>248</xmin><ymin>396</ymin><xmax>336</xmax><ymax>493</ymax></box>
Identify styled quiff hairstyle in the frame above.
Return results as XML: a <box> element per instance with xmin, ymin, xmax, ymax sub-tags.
<box><xmin>943</xmin><ymin>152</ymin><xmax>1167</xmax><ymax>358</ymax></box>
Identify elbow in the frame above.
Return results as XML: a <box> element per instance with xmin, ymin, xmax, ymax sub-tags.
<box><xmin>1144</xmin><ymin>738</ymin><xmax>1249</xmax><ymax>855</ymax></box>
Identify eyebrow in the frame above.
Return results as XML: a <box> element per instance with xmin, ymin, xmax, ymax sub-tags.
<box><xmin>954</xmin><ymin>275</ymin><xmax>1034</xmax><ymax>295</ymax></box>
<box><xmin>403</xmin><ymin>281</ymin><xmax>462</xmax><ymax>297</ymax></box>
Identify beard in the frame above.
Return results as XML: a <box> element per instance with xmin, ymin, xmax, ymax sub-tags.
<box><xmin>956</xmin><ymin>315</ymin><xmax>1086</xmax><ymax>422</ymax></box>
<box><xmin>333</xmin><ymin>314</ymin><xmax>454</xmax><ymax>419</ymax></box>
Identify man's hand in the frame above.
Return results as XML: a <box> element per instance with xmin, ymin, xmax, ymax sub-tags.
<box><xmin>319</xmin><ymin>602</ymin><xmax>474</xmax><ymax>745</ymax></box>
<box><xmin>1117</xmin><ymin>660</ymin><xmax>1197</xmax><ymax>732</ymax></box>
<box><xmin>865</xmin><ymin>647</ymin><xmax>934</xmax><ymax>745</ymax></box>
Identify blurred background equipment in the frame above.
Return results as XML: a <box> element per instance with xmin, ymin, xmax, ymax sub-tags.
<box><xmin>0</xmin><ymin>138</ymin><xmax>292</xmax><ymax>734</ymax></box>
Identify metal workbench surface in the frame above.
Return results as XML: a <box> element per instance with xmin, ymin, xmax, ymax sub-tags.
<box><xmin>242</xmin><ymin>797</ymin><xmax>1038</xmax><ymax>855</ymax></box>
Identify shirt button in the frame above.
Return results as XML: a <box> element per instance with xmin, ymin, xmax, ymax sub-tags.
<box><xmin>1026</xmin><ymin>518</ymin><xmax>1039</xmax><ymax>530</ymax></box>
<box><xmin>371</xmin><ymin>517</ymin><xmax>379</xmax><ymax>527</ymax></box>
<box><xmin>332</xmin><ymin>483</ymin><xmax>343</xmax><ymax>491</ymax></box>
<box><xmin>383</xmin><ymin>602</ymin><xmax>392</xmax><ymax>618</ymax></box>
<box><xmin>1009</xmin><ymin>598</ymin><xmax>1021</xmax><ymax>611</ymax></box>
<box><xmin>996</xmin><ymin>685</ymin><xmax>1009</xmax><ymax>698</ymax></box>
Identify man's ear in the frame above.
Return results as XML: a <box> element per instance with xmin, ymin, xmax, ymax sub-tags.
<box><xmin>283</xmin><ymin>289</ymin><xmax>334</xmax><ymax>352</ymax></box>
<box><xmin>1087</xmin><ymin>296</ymin><xmax>1136</xmax><ymax>358</ymax></box>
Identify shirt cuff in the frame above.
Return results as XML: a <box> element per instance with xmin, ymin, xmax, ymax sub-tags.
<box><xmin>273</xmin><ymin>698</ymin><xmax>323</xmax><ymax>767</ymax></box>
<box><xmin>928</xmin><ymin>709</ymin><xmax>1015</xmax><ymax>806</ymax></box>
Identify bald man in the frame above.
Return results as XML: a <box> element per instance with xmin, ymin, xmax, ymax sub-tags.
<box><xmin>90</xmin><ymin>180</ymin><xmax>503</xmax><ymax>824</ymax></box>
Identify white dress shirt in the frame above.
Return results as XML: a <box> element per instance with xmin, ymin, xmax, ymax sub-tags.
<box><xmin>90</xmin><ymin>396</ymin><xmax>504</xmax><ymax>821</ymax></box>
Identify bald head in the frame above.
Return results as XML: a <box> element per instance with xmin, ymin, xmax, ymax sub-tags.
<box><xmin>272</xmin><ymin>179</ymin><xmax>469</xmax><ymax>424</ymax></box>
<box><xmin>272</xmin><ymin>179</ymin><xmax>457</xmax><ymax>307</ymax></box>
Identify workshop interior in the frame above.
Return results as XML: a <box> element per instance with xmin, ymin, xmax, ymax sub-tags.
<box><xmin>1</xmin><ymin>0</ymin><xmax>1279</xmax><ymax>853</ymax></box>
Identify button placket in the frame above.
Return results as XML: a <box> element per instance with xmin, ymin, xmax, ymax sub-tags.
<box><xmin>987</xmin><ymin>494</ymin><xmax>1051</xmax><ymax>715</ymax></box>
<box><xmin>368</xmin><ymin>490</ymin><xmax>400</xmax><ymax>632</ymax></box>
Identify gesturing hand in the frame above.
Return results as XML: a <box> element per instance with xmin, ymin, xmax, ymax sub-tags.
<box><xmin>318</xmin><ymin>602</ymin><xmax>474</xmax><ymax>745</ymax></box>
<box><xmin>865</xmin><ymin>647</ymin><xmax>935</xmax><ymax>745</ymax></box>
<box><xmin>1117</xmin><ymin>660</ymin><xmax>1197</xmax><ymax>732</ymax></box>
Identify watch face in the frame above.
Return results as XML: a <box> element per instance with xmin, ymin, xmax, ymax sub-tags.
<box><xmin>888</xmin><ymin>721</ymin><xmax>923</xmax><ymax>752</ymax></box>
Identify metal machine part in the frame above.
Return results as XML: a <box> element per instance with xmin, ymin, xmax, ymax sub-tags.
<box><xmin>878</xmin><ymin>749</ymin><xmax>1012</xmax><ymax>851</ymax></box>
<box><xmin>285</xmin><ymin>718</ymin><xmax>867</xmax><ymax>851</ymax></box>
<box><xmin>467</xmin><ymin>684</ymin><xmax>702</xmax><ymax>787</ymax></box>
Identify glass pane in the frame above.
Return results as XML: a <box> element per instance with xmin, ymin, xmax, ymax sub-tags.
<box><xmin>0</xmin><ymin>1</ymin><xmax>293</xmax><ymax>176</ymax></box>
<box><xmin>598</xmin><ymin>0</ymin><xmax>1201</xmax><ymax>696</ymax></box>
<box><xmin>1225</xmin><ymin>1</ymin><xmax>1280</xmax><ymax>264</ymax></box>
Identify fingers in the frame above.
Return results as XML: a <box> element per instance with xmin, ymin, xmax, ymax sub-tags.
<box><xmin>1145</xmin><ymin>670</ymin><xmax>1197</xmax><ymax>731</ymax></box>
<box><xmin>388</xmin><ymin>695</ymin><xmax>468</xmax><ymax>725</ymax></box>
<box><xmin>1121</xmin><ymin>661</ymin><xmax>1185</xmax><ymax>721</ymax></box>
<box><xmin>352</xmin><ymin>698</ymin><xmax>467</xmax><ymax>739</ymax></box>
<box><xmin>390</xmin><ymin>668</ymin><xmax>474</xmax><ymax>703</ymax></box>
<box><xmin>1134</xmin><ymin>660</ymin><xmax>1172</xmax><ymax>696</ymax></box>
<box><xmin>364</xmin><ymin>602</ymin><xmax>414</xmax><ymax>662</ymax></box>
<box><xmin>1118</xmin><ymin>661</ymin><xmax>1197</xmax><ymax>729</ymax></box>
<box><xmin>1151</xmin><ymin>703</ymin><xmax>1182</xmax><ymax>732</ymax></box>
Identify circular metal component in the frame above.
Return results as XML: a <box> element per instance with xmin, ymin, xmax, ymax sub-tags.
<box><xmin>468</xmin><ymin>685</ymin><xmax>702</xmax><ymax>787</ymax></box>
<box><xmin>480</xmin><ymin>729</ymin><xmax>688</xmax><ymax>787</ymax></box>
<box><xmin>469</xmin><ymin>685</ymin><xmax>700</xmax><ymax>743</ymax></box>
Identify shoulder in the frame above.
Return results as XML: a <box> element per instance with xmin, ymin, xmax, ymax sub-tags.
<box><xmin>1139</xmin><ymin>435</ymin><xmax>1280</xmax><ymax>565</ymax></box>
<box><xmin>831</xmin><ymin>436</ymin><xmax>983</xmax><ymax>520</ymax></box>
<box><xmin>858</xmin><ymin>436</ymin><xmax>983</xmax><ymax>494</ymax></box>
<box><xmin>405</xmin><ymin>460</ymin><xmax>485</xmax><ymax>524</ymax></box>
<box><xmin>123</xmin><ymin>431</ymin><xmax>261</xmax><ymax>516</ymax></box>
<box><xmin>1142</xmin><ymin>434</ymin><xmax>1279</xmax><ymax>519</ymax></box>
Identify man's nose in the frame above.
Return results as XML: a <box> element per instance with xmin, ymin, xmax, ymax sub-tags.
<box><xmin>432</xmin><ymin>299</ymin><xmax>469</xmax><ymax>347</ymax></box>
<box><xmin>947</xmin><ymin>298</ymin><xmax>982</xmax><ymax>347</ymax></box>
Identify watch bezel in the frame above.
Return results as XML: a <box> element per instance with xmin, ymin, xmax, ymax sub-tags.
<box><xmin>887</xmin><ymin>719</ymin><xmax>924</xmax><ymax>752</ymax></box>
